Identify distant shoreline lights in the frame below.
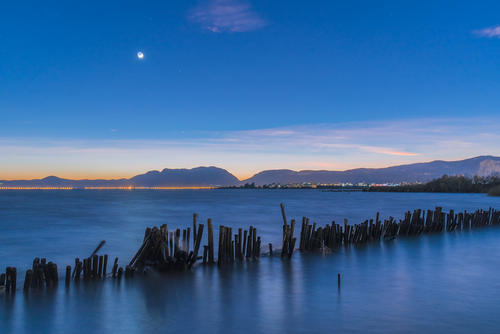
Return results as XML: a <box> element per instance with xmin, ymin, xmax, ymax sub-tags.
<box><xmin>0</xmin><ymin>186</ymin><xmax>215</xmax><ymax>190</ymax></box>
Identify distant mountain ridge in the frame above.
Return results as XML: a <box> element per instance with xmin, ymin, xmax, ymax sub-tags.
<box><xmin>1</xmin><ymin>156</ymin><xmax>499</xmax><ymax>187</ymax></box>
<box><xmin>243</xmin><ymin>156</ymin><xmax>500</xmax><ymax>185</ymax></box>
<box><xmin>129</xmin><ymin>166</ymin><xmax>240</xmax><ymax>187</ymax></box>
<box><xmin>245</xmin><ymin>156</ymin><xmax>500</xmax><ymax>185</ymax></box>
<box><xmin>0</xmin><ymin>167</ymin><xmax>239</xmax><ymax>188</ymax></box>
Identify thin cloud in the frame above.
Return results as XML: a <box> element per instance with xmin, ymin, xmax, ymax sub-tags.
<box><xmin>473</xmin><ymin>25</ymin><xmax>500</xmax><ymax>38</ymax></box>
<box><xmin>189</xmin><ymin>0</ymin><xmax>267</xmax><ymax>33</ymax></box>
<box><xmin>358</xmin><ymin>146</ymin><xmax>419</xmax><ymax>157</ymax></box>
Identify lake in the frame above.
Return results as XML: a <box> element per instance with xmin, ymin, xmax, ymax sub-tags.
<box><xmin>1</xmin><ymin>190</ymin><xmax>499</xmax><ymax>333</ymax></box>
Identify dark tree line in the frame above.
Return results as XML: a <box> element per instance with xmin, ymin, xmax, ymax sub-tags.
<box><xmin>369</xmin><ymin>175</ymin><xmax>500</xmax><ymax>195</ymax></box>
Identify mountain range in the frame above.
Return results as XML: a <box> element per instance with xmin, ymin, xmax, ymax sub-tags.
<box><xmin>1</xmin><ymin>156</ymin><xmax>499</xmax><ymax>188</ymax></box>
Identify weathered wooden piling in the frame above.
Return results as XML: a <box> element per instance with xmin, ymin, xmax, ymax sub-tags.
<box><xmin>75</xmin><ymin>259</ymin><xmax>82</xmax><ymax>281</ymax></box>
<box><xmin>24</xmin><ymin>269</ymin><xmax>33</xmax><ymax>291</ymax></box>
<box><xmin>203</xmin><ymin>246</ymin><xmax>208</xmax><ymax>264</ymax></box>
<box><xmin>281</xmin><ymin>204</ymin><xmax>296</xmax><ymax>258</ymax></box>
<box><xmin>5</xmin><ymin>267</ymin><xmax>16</xmax><ymax>293</ymax></box>
<box><xmin>208</xmin><ymin>219</ymin><xmax>215</xmax><ymax>264</ymax></box>
<box><xmin>293</xmin><ymin>207</ymin><xmax>500</xmax><ymax>254</ymax></box>
<box><xmin>92</xmin><ymin>254</ymin><xmax>98</xmax><ymax>278</ymax></box>
<box><xmin>65</xmin><ymin>266</ymin><xmax>71</xmax><ymax>285</ymax></box>
<box><xmin>243</xmin><ymin>230</ymin><xmax>248</xmax><ymax>259</ymax></box>
<box><xmin>112</xmin><ymin>257</ymin><xmax>118</xmax><ymax>278</ymax></box>
<box><xmin>246</xmin><ymin>226</ymin><xmax>253</xmax><ymax>258</ymax></box>
<box><xmin>280</xmin><ymin>202</ymin><xmax>287</xmax><ymax>225</ymax></box>
<box><xmin>12</xmin><ymin>267</ymin><xmax>17</xmax><ymax>292</ymax></box>
<box><xmin>5</xmin><ymin>267</ymin><xmax>11</xmax><ymax>292</ymax></box>
<box><xmin>48</xmin><ymin>262</ymin><xmax>58</xmax><ymax>285</ymax></box>
<box><xmin>103</xmin><ymin>255</ymin><xmax>108</xmax><ymax>278</ymax></box>
<box><xmin>117</xmin><ymin>267</ymin><xmax>123</xmax><ymax>279</ymax></box>
<box><xmin>238</xmin><ymin>228</ymin><xmax>243</xmax><ymax>260</ymax></box>
<box><xmin>90</xmin><ymin>240</ymin><xmax>106</xmax><ymax>257</ymax></box>
<box><xmin>98</xmin><ymin>255</ymin><xmax>103</xmax><ymax>278</ymax></box>
<box><xmin>193</xmin><ymin>213</ymin><xmax>198</xmax><ymax>242</ymax></box>
<box><xmin>188</xmin><ymin>223</ymin><xmax>204</xmax><ymax>268</ymax></box>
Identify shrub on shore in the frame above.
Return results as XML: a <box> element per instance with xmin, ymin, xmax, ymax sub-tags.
<box><xmin>488</xmin><ymin>186</ymin><xmax>500</xmax><ymax>197</ymax></box>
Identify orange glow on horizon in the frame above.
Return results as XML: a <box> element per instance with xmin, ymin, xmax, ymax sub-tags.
<box><xmin>0</xmin><ymin>171</ymin><xmax>137</xmax><ymax>181</ymax></box>
<box><xmin>1</xmin><ymin>158</ymin><xmax>434</xmax><ymax>182</ymax></box>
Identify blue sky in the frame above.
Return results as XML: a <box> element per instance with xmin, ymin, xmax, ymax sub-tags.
<box><xmin>1</xmin><ymin>0</ymin><xmax>500</xmax><ymax>179</ymax></box>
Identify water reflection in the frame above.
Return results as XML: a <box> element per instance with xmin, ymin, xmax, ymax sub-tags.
<box><xmin>0</xmin><ymin>191</ymin><xmax>499</xmax><ymax>333</ymax></box>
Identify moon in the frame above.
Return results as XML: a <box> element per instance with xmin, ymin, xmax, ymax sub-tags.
<box><xmin>137</xmin><ymin>51</ymin><xmax>144</xmax><ymax>59</ymax></box>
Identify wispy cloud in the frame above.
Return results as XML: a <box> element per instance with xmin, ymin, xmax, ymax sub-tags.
<box><xmin>189</xmin><ymin>0</ymin><xmax>267</xmax><ymax>33</ymax></box>
<box><xmin>1</xmin><ymin>118</ymin><xmax>499</xmax><ymax>180</ymax></box>
<box><xmin>473</xmin><ymin>25</ymin><xmax>500</xmax><ymax>38</ymax></box>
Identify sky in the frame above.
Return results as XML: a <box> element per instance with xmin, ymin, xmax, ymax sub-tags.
<box><xmin>1</xmin><ymin>0</ymin><xmax>500</xmax><ymax>180</ymax></box>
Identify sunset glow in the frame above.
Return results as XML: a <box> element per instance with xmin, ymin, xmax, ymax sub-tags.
<box><xmin>1</xmin><ymin>118</ymin><xmax>498</xmax><ymax>181</ymax></box>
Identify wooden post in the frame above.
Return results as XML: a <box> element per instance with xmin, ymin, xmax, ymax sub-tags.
<box><xmin>82</xmin><ymin>259</ymin><xmax>88</xmax><ymax>280</ymax></box>
<box><xmin>92</xmin><ymin>254</ymin><xmax>98</xmax><ymax>279</ymax></box>
<box><xmin>338</xmin><ymin>273</ymin><xmax>341</xmax><ymax>288</ymax></box>
<box><xmin>218</xmin><ymin>225</ymin><xmax>224</xmax><ymax>265</ymax></box>
<box><xmin>5</xmin><ymin>267</ymin><xmax>11</xmax><ymax>292</ymax></box>
<box><xmin>98</xmin><ymin>255</ymin><xmax>103</xmax><ymax>278</ymax></box>
<box><xmin>11</xmin><ymin>267</ymin><xmax>17</xmax><ymax>293</ymax></box>
<box><xmin>90</xmin><ymin>240</ymin><xmax>106</xmax><ymax>257</ymax></box>
<box><xmin>280</xmin><ymin>203</ymin><xmax>288</xmax><ymax>226</ymax></box>
<box><xmin>242</xmin><ymin>230</ymin><xmax>248</xmax><ymax>260</ymax></box>
<box><xmin>238</xmin><ymin>228</ymin><xmax>243</xmax><ymax>260</ymax></box>
<box><xmin>24</xmin><ymin>269</ymin><xmax>33</xmax><ymax>291</ymax></box>
<box><xmin>193</xmin><ymin>213</ymin><xmax>198</xmax><ymax>243</ymax></box>
<box><xmin>75</xmin><ymin>260</ymin><xmax>82</xmax><ymax>281</ymax></box>
<box><xmin>256</xmin><ymin>236</ymin><xmax>261</xmax><ymax>258</ymax></box>
<box><xmin>269</xmin><ymin>243</ymin><xmax>273</xmax><ymax>256</ymax></box>
<box><xmin>112</xmin><ymin>257</ymin><xmax>118</xmax><ymax>278</ymax></box>
<box><xmin>189</xmin><ymin>224</ymin><xmax>204</xmax><ymax>268</ymax></box>
<box><xmin>208</xmin><ymin>219</ymin><xmax>214</xmax><ymax>264</ymax></box>
<box><xmin>65</xmin><ymin>266</ymin><xmax>71</xmax><ymax>285</ymax></box>
<box><xmin>117</xmin><ymin>267</ymin><xmax>123</xmax><ymax>279</ymax></box>
<box><xmin>103</xmin><ymin>255</ymin><xmax>108</xmax><ymax>278</ymax></box>
<box><xmin>246</xmin><ymin>227</ymin><xmax>253</xmax><ymax>258</ymax></box>
<box><xmin>288</xmin><ymin>238</ymin><xmax>296</xmax><ymax>259</ymax></box>
<box><xmin>182</xmin><ymin>229</ymin><xmax>187</xmax><ymax>252</ymax></box>
<box><xmin>252</xmin><ymin>228</ymin><xmax>257</xmax><ymax>259</ymax></box>
<box><xmin>174</xmin><ymin>229</ymin><xmax>180</xmax><ymax>257</ymax></box>
<box><xmin>203</xmin><ymin>246</ymin><xmax>208</xmax><ymax>264</ymax></box>
<box><xmin>169</xmin><ymin>232</ymin><xmax>174</xmax><ymax>257</ymax></box>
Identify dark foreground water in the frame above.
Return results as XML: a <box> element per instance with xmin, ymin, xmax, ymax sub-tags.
<box><xmin>1</xmin><ymin>190</ymin><xmax>499</xmax><ymax>333</ymax></box>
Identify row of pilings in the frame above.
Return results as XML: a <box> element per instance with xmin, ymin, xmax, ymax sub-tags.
<box><xmin>297</xmin><ymin>207</ymin><xmax>500</xmax><ymax>252</ymax></box>
<box><xmin>1</xmin><ymin>206</ymin><xmax>499</xmax><ymax>295</ymax></box>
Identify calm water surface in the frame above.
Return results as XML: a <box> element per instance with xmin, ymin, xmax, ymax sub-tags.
<box><xmin>1</xmin><ymin>190</ymin><xmax>499</xmax><ymax>333</ymax></box>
